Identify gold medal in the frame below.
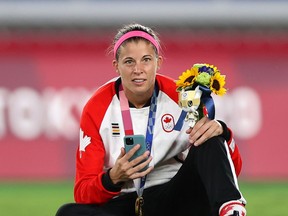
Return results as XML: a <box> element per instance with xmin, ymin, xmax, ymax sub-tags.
<box><xmin>135</xmin><ymin>196</ymin><xmax>144</xmax><ymax>216</ymax></box>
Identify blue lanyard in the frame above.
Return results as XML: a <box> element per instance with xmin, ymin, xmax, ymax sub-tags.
<box><xmin>119</xmin><ymin>84</ymin><xmax>158</xmax><ymax>196</ymax></box>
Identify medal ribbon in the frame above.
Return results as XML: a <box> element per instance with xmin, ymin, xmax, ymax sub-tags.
<box><xmin>119</xmin><ymin>84</ymin><xmax>158</xmax><ymax>215</ymax></box>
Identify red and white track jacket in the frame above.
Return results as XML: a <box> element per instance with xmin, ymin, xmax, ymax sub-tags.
<box><xmin>74</xmin><ymin>74</ymin><xmax>242</xmax><ymax>204</ymax></box>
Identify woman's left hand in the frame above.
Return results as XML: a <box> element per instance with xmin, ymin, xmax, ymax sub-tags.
<box><xmin>186</xmin><ymin>116</ymin><xmax>223</xmax><ymax>146</ymax></box>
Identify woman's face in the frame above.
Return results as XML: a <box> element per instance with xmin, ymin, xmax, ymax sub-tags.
<box><xmin>113</xmin><ymin>39</ymin><xmax>162</xmax><ymax>102</ymax></box>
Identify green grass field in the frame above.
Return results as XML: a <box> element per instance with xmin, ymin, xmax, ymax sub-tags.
<box><xmin>0</xmin><ymin>180</ymin><xmax>287</xmax><ymax>216</ymax></box>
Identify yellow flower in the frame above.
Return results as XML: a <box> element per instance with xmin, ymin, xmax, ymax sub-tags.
<box><xmin>176</xmin><ymin>67</ymin><xmax>199</xmax><ymax>90</ymax></box>
<box><xmin>210</xmin><ymin>72</ymin><xmax>226</xmax><ymax>95</ymax></box>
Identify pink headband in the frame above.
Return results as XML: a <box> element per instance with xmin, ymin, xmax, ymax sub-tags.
<box><xmin>113</xmin><ymin>30</ymin><xmax>159</xmax><ymax>58</ymax></box>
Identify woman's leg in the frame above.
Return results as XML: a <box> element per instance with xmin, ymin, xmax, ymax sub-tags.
<box><xmin>55</xmin><ymin>192</ymin><xmax>137</xmax><ymax>216</ymax></box>
<box><xmin>55</xmin><ymin>203</ymin><xmax>109</xmax><ymax>216</ymax></box>
<box><xmin>144</xmin><ymin>136</ymin><xmax>242</xmax><ymax>216</ymax></box>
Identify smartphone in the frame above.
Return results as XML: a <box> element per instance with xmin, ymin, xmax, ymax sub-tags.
<box><xmin>124</xmin><ymin>134</ymin><xmax>148</xmax><ymax>171</ymax></box>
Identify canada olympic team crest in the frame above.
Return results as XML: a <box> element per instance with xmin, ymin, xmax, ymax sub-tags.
<box><xmin>161</xmin><ymin>114</ymin><xmax>175</xmax><ymax>132</ymax></box>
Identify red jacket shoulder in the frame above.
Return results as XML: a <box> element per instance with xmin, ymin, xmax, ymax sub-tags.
<box><xmin>156</xmin><ymin>74</ymin><xmax>178</xmax><ymax>103</ymax></box>
<box><xmin>82</xmin><ymin>79</ymin><xmax>117</xmax><ymax>129</ymax></box>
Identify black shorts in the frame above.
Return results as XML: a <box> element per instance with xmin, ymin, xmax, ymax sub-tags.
<box><xmin>56</xmin><ymin>136</ymin><xmax>242</xmax><ymax>216</ymax></box>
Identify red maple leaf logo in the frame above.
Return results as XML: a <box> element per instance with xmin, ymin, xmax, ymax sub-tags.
<box><xmin>163</xmin><ymin>116</ymin><xmax>172</xmax><ymax>123</ymax></box>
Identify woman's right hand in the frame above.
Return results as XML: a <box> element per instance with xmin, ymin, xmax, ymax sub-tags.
<box><xmin>109</xmin><ymin>145</ymin><xmax>153</xmax><ymax>185</ymax></box>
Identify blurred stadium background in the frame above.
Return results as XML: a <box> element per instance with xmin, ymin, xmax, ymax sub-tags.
<box><xmin>0</xmin><ymin>0</ymin><xmax>288</xmax><ymax>215</ymax></box>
